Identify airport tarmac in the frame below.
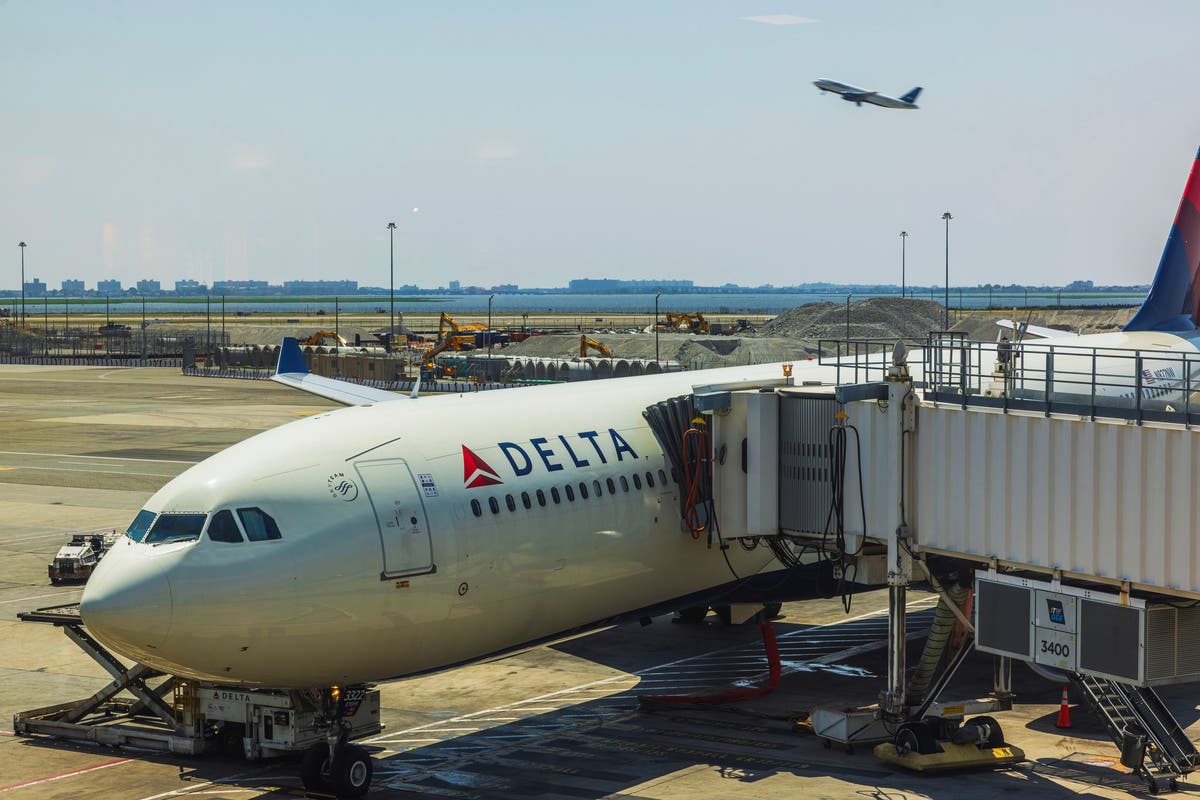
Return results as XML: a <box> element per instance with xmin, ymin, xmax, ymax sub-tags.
<box><xmin>1</xmin><ymin>364</ymin><xmax>1198</xmax><ymax>799</ymax></box>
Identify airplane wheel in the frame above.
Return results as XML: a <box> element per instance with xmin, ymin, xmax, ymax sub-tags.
<box><xmin>300</xmin><ymin>743</ymin><xmax>332</xmax><ymax>793</ymax></box>
<box><xmin>331</xmin><ymin>744</ymin><xmax>373</xmax><ymax>798</ymax></box>
<box><xmin>674</xmin><ymin>606</ymin><xmax>708</xmax><ymax>624</ymax></box>
<box><xmin>964</xmin><ymin>715</ymin><xmax>1004</xmax><ymax>747</ymax></box>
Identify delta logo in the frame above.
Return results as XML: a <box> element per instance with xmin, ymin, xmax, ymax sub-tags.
<box><xmin>462</xmin><ymin>445</ymin><xmax>503</xmax><ymax>488</ymax></box>
<box><xmin>462</xmin><ymin>429</ymin><xmax>639</xmax><ymax>488</ymax></box>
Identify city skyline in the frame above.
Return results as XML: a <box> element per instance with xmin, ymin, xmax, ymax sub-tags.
<box><xmin>4</xmin><ymin>3</ymin><xmax>1200</xmax><ymax>289</ymax></box>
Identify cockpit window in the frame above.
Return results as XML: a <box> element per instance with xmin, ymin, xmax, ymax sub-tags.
<box><xmin>237</xmin><ymin>507</ymin><xmax>282</xmax><ymax>541</ymax></box>
<box><xmin>208</xmin><ymin>510</ymin><xmax>244</xmax><ymax>543</ymax></box>
<box><xmin>145</xmin><ymin>513</ymin><xmax>207</xmax><ymax>544</ymax></box>
<box><xmin>124</xmin><ymin>509</ymin><xmax>156</xmax><ymax>542</ymax></box>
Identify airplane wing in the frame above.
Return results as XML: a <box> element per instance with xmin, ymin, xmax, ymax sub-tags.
<box><xmin>272</xmin><ymin>337</ymin><xmax>408</xmax><ymax>405</ymax></box>
<box><xmin>996</xmin><ymin>319</ymin><xmax>1080</xmax><ymax>340</ymax></box>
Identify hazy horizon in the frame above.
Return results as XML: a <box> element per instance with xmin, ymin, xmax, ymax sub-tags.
<box><xmin>4</xmin><ymin>2</ymin><xmax>1200</xmax><ymax>291</ymax></box>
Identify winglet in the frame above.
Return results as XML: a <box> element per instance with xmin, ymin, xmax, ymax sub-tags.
<box><xmin>276</xmin><ymin>337</ymin><xmax>309</xmax><ymax>375</ymax></box>
<box><xmin>1125</xmin><ymin>146</ymin><xmax>1200</xmax><ymax>332</ymax></box>
<box><xmin>409</xmin><ymin>377</ymin><xmax>421</xmax><ymax>399</ymax></box>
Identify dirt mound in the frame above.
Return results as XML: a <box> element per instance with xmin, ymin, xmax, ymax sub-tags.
<box><xmin>756</xmin><ymin>297</ymin><xmax>946</xmax><ymax>341</ymax></box>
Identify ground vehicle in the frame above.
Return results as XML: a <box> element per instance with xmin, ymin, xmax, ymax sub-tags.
<box><xmin>299</xmin><ymin>330</ymin><xmax>348</xmax><ymax>347</ymax></box>
<box><xmin>580</xmin><ymin>335</ymin><xmax>612</xmax><ymax>357</ymax></box>
<box><xmin>659</xmin><ymin>312</ymin><xmax>710</xmax><ymax>334</ymax></box>
<box><xmin>48</xmin><ymin>531</ymin><xmax>119</xmax><ymax>584</ymax></box>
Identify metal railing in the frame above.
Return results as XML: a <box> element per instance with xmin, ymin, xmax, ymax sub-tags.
<box><xmin>922</xmin><ymin>332</ymin><xmax>1200</xmax><ymax>425</ymax></box>
<box><xmin>816</xmin><ymin>338</ymin><xmax>930</xmax><ymax>386</ymax></box>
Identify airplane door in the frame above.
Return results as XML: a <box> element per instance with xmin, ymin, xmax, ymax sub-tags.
<box><xmin>354</xmin><ymin>458</ymin><xmax>435</xmax><ymax>580</ymax></box>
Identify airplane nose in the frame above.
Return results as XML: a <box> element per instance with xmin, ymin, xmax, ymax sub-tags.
<box><xmin>81</xmin><ymin>550</ymin><xmax>173</xmax><ymax>653</ymax></box>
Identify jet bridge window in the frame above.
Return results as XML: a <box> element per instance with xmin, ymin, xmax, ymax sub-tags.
<box><xmin>124</xmin><ymin>509</ymin><xmax>156</xmax><ymax>542</ymax></box>
<box><xmin>145</xmin><ymin>513</ymin><xmax>208</xmax><ymax>545</ymax></box>
<box><xmin>207</xmin><ymin>510</ymin><xmax>243</xmax><ymax>543</ymax></box>
<box><xmin>236</xmin><ymin>508</ymin><xmax>282</xmax><ymax>541</ymax></box>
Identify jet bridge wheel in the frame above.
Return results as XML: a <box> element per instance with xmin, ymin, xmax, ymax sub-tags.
<box><xmin>894</xmin><ymin>722</ymin><xmax>938</xmax><ymax>755</ymax></box>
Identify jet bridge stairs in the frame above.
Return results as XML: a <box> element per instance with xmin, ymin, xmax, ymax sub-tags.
<box><xmin>661</xmin><ymin>335</ymin><xmax>1200</xmax><ymax>793</ymax></box>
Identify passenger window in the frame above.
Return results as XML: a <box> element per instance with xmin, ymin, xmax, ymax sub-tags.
<box><xmin>146</xmin><ymin>513</ymin><xmax>207</xmax><ymax>544</ymax></box>
<box><xmin>536</xmin><ymin>489</ymin><xmax>546</xmax><ymax>507</ymax></box>
<box><xmin>471</xmin><ymin>499</ymin><xmax>482</xmax><ymax>517</ymax></box>
<box><xmin>593</xmin><ymin>479</ymin><xmax>603</xmax><ymax>497</ymax></box>
<box><xmin>659</xmin><ymin>469</ymin><xmax>668</xmax><ymax>485</ymax></box>
<box><xmin>521</xmin><ymin>491</ymin><xmax>532</xmax><ymax>510</ymax></box>
<box><xmin>646</xmin><ymin>471</ymin><xmax>655</xmax><ymax>488</ymax></box>
<box><xmin>551</xmin><ymin>487</ymin><xmax>560</xmax><ymax>504</ymax></box>
<box><xmin>565</xmin><ymin>484</ymin><xmax>575</xmax><ymax>502</ymax></box>
<box><xmin>237</xmin><ymin>508</ymin><xmax>282</xmax><ymax>541</ymax></box>
<box><xmin>208</xmin><ymin>510</ymin><xmax>243</xmax><ymax>543</ymax></box>
<box><xmin>125</xmin><ymin>509</ymin><xmax>156</xmax><ymax>542</ymax></box>
<box><xmin>620</xmin><ymin>476</ymin><xmax>629</xmax><ymax>492</ymax></box>
<box><xmin>505</xmin><ymin>494</ymin><xmax>517</xmax><ymax>512</ymax></box>
<box><xmin>606</xmin><ymin>478</ymin><xmax>616</xmax><ymax>494</ymax></box>
<box><xmin>489</xmin><ymin>497</ymin><xmax>500</xmax><ymax>514</ymax></box>
<box><xmin>633</xmin><ymin>473</ymin><xmax>642</xmax><ymax>490</ymax></box>
<box><xmin>579</xmin><ymin>482</ymin><xmax>589</xmax><ymax>500</ymax></box>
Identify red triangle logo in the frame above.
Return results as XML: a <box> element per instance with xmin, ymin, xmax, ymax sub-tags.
<box><xmin>462</xmin><ymin>445</ymin><xmax>503</xmax><ymax>488</ymax></box>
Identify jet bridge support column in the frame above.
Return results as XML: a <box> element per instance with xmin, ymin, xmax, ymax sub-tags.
<box><xmin>881</xmin><ymin>357</ymin><xmax>916</xmax><ymax>719</ymax></box>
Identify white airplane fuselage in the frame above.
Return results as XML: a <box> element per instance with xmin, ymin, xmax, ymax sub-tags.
<box><xmin>82</xmin><ymin>361</ymin><xmax>814</xmax><ymax>688</ymax></box>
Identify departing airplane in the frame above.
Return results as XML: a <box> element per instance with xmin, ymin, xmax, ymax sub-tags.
<box><xmin>78</xmin><ymin>145</ymin><xmax>1200</xmax><ymax>794</ymax></box>
<box><xmin>813</xmin><ymin>79</ymin><xmax>922</xmax><ymax>109</ymax></box>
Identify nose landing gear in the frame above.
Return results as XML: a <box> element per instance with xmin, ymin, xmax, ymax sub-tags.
<box><xmin>300</xmin><ymin>686</ymin><xmax>376</xmax><ymax>798</ymax></box>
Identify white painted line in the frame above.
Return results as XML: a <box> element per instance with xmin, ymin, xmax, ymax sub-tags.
<box><xmin>3</xmin><ymin>464</ymin><xmax>179</xmax><ymax>477</ymax></box>
<box><xmin>0</xmin><ymin>589</ymin><xmax>83</xmax><ymax>605</ymax></box>
<box><xmin>0</xmin><ymin>450</ymin><xmax>197</xmax><ymax>464</ymax></box>
<box><xmin>0</xmin><ymin>759</ymin><xmax>131</xmax><ymax>793</ymax></box>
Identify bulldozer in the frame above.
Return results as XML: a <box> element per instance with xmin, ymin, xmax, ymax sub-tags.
<box><xmin>579</xmin><ymin>335</ymin><xmax>612</xmax><ymax>358</ymax></box>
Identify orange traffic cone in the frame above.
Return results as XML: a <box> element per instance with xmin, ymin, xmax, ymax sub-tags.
<box><xmin>1055</xmin><ymin>686</ymin><xmax>1072</xmax><ymax>728</ymax></box>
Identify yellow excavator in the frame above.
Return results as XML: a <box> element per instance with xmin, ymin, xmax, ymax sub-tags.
<box><xmin>299</xmin><ymin>330</ymin><xmax>349</xmax><ymax>347</ymax></box>
<box><xmin>421</xmin><ymin>312</ymin><xmax>487</xmax><ymax>377</ymax></box>
<box><xmin>658</xmin><ymin>312</ymin><xmax>710</xmax><ymax>334</ymax></box>
<box><xmin>580</xmin><ymin>335</ymin><xmax>612</xmax><ymax>358</ymax></box>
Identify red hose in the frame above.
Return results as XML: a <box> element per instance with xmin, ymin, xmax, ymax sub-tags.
<box><xmin>681</xmin><ymin>425</ymin><xmax>710</xmax><ymax>538</ymax></box>
<box><xmin>641</xmin><ymin>622</ymin><xmax>781</xmax><ymax>705</ymax></box>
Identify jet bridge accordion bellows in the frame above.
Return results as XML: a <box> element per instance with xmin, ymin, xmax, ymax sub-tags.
<box><xmin>643</xmin><ymin>395</ymin><xmax>707</xmax><ymax>517</ymax></box>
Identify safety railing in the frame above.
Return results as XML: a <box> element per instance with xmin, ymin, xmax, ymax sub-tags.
<box><xmin>922</xmin><ymin>332</ymin><xmax>1200</xmax><ymax>425</ymax></box>
<box><xmin>816</xmin><ymin>338</ymin><xmax>930</xmax><ymax>386</ymax></box>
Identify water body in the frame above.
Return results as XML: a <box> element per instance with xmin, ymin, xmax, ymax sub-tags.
<box><xmin>17</xmin><ymin>291</ymin><xmax>1144</xmax><ymax>316</ymax></box>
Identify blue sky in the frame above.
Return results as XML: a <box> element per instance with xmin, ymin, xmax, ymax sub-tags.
<box><xmin>3</xmin><ymin>1</ymin><xmax>1200</xmax><ymax>290</ymax></box>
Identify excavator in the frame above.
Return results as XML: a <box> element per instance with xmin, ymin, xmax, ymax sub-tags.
<box><xmin>421</xmin><ymin>312</ymin><xmax>487</xmax><ymax>380</ymax></box>
<box><xmin>299</xmin><ymin>330</ymin><xmax>349</xmax><ymax>348</ymax></box>
<box><xmin>579</xmin><ymin>335</ymin><xmax>612</xmax><ymax>358</ymax></box>
<box><xmin>658</xmin><ymin>312</ymin><xmax>710</xmax><ymax>334</ymax></box>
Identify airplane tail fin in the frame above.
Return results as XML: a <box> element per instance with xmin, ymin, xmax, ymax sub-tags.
<box><xmin>900</xmin><ymin>87</ymin><xmax>922</xmax><ymax>104</ymax></box>
<box><xmin>275</xmin><ymin>336</ymin><xmax>308</xmax><ymax>375</ymax></box>
<box><xmin>1124</xmin><ymin>147</ymin><xmax>1200</xmax><ymax>332</ymax></box>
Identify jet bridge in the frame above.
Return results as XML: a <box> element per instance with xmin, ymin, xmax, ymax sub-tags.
<box><xmin>684</xmin><ymin>337</ymin><xmax>1200</xmax><ymax>792</ymax></box>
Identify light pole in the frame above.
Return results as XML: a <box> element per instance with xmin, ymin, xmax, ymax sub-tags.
<box><xmin>941</xmin><ymin>212</ymin><xmax>953</xmax><ymax>330</ymax></box>
<box><xmin>846</xmin><ymin>293</ymin><xmax>852</xmax><ymax>339</ymax></box>
<box><xmin>18</xmin><ymin>242</ymin><xmax>26</xmax><ymax>327</ymax></box>
<box><xmin>487</xmin><ymin>294</ymin><xmax>495</xmax><ymax>365</ymax></box>
<box><xmin>655</xmin><ymin>292</ymin><xmax>662</xmax><ymax>363</ymax></box>
<box><xmin>387</xmin><ymin>222</ymin><xmax>397</xmax><ymax>350</ymax></box>
<box><xmin>899</xmin><ymin>231</ymin><xmax>908</xmax><ymax>299</ymax></box>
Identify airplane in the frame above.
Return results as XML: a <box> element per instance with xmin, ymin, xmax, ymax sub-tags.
<box><xmin>813</xmin><ymin>79</ymin><xmax>922</xmax><ymax>109</ymax></box>
<box><xmin>78</xmin><ymin>145</ymin><xmax>1200</xmax><ymax>794</ymax></box>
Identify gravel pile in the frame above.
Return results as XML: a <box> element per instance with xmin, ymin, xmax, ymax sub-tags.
<box><xmin>756</xmin><ymin>297</ymin><xmax>946</xmax><ymax>341</ymax></box>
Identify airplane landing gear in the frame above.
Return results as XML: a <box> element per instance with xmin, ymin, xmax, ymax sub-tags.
<box><xmin>300</xmin><ymin>686</ymin><xmax>375</xmax><ymax>798</ymax></box>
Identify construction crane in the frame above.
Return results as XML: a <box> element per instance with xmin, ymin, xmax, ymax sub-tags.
<box><xmin>658</xmin><ymin>312</ymin><xmax>710</xmax><ymax>334</ymax></box>
<box><xmin>579</xmin><ymin>335</ymin><xmax>612</xmax><ymax>358</ymax></box>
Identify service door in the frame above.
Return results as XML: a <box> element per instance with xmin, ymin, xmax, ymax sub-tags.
<box><xmin>354</xmin><ymin>458</ymin><xmax>435</xmax><ymax>579</ymax></box>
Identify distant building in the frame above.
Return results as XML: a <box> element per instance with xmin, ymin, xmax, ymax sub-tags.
<box><xmin>567</xmin><ymin>278</ymin><xmax>694</xmax><ymax>293</ymax></box>
<box><xmin>490</xmin><ymin>284</ymin><xmax>519</xmax><ymax>293</ymax></box>
<box><xmin>136</xmin><ymin>279</ymin><xmax>161</xmax><ymax>294</ymax></box>
<box><xmin>97</xmin><ymin>279</ymin><xmax>122</xmax><ymax>294</ymax></box>
<box><xmin>448</xmin><ymin>280</ymin><xmax>461</xmax><ymax>292</ymax></box>
<box><xmin>174</xmin><ymin>279</ymin><xmax>207</xmax><ymax>295</ymax></box>
<box><xmin>24</xmin><ymin>278</ymin><xmax>47</xmax><ymax>297</ymax></box>
<box><xmin>61</xmin><ymin>279</ymin><xmax>85</xmax><ymax>294</ymax></box>
<box><xmin>282</xmin><ymin>280</ymin><xmax>358</xmax><ymax>295</ymax></box>
<box><xmin>212</xmin><ymin>280</ymin><xmax>270</xmax><ymax>295</ymax></box>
